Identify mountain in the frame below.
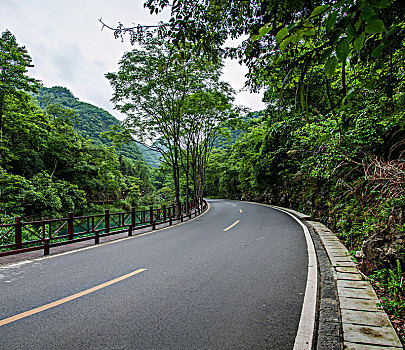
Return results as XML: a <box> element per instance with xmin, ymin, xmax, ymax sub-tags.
<box><xmin>213</xmin><ymin>111</ymin><xmax>262</xmax><ymax>149</ymax></box>
<box><xmin>34</xmin><ymin>86</ymin><xmax>160</xmax><ymax>167</ymax></box>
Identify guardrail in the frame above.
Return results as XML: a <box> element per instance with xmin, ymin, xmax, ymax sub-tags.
<box><xmin>0</xmin><ymin>200</ymin><xmax>207</xmax><ymax>257</ymax></box>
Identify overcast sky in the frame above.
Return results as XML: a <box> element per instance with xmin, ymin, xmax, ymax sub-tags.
<box><xmin>0</xmin><ymin>0</ymin><xmax>265</xmax><ymax>121</ymax></box>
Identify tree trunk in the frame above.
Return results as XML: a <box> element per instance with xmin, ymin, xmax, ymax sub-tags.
<box><xmin>0</xmin><ymin>92</ymin><xmax>4</xmax><ymax>141</ymax></box>
<box><xmin>173</xmin><ymin>146</ymin><xmax>181</xmax><ymax>218</ymax></box>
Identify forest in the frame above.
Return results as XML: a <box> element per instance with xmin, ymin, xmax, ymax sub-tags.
<box><xmin>0</xmin><ymin>30</ymin><xmax>162</xmax><ymax>221</ymax></box>
<box><xmin>1</xmin><ymin>0</ymin><xmax>405</xmax><ymax>342</ymax></box>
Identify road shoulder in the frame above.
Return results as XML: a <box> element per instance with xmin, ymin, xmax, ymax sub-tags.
<box><xmin>273</xmin><ymin>206</ymin><xmax>402</xmax><ymax>349</ymax></box>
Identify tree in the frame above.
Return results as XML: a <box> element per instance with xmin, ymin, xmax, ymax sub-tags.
<box><xmin>106</xmin><ymin>37</ymin><xmax>236</xmax><ymax>214</ymax></box>
<box><xmin>179</xmin><ymin>89</ymin><xmax>237</xmax><ymax>206</ymax></box>
<box><xmin>0</xmin><ymin>30</ymin><xmax>41</xmax><ymax>137</ymax></box>
<box><xmin>102</xmin><ymin>1</ymin><xmax>404</xmax><ymax>118</ymax></box>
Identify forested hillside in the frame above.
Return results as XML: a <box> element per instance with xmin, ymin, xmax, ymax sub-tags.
<box><xmin>0</xmin><ymin>31</ymin><xmax>159</xmax><ymax>221</ymax></box>
<box><xmin>213</xmin><ymin>111</ymin><xmax>261</xmax><ymax>149</ymax></box>
<box><xmin>34</xmin><ymin>86</ymin><xmax>161</xmax><ymax>167</ymax></box>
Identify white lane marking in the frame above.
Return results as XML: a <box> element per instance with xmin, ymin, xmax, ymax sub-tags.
<box><xmin>242</xmin><ymin>201</ymin><xmax>318</xmax><ymax>350</ymax></box>
<box><xmin>0</xmin><ymin>261</ymin><xmax>33</xmax><ymax>270</ymax></box>
<box><xmin>223</xmin><ymin>220</ymin><xmax>240</xmax><ymax>232</ymax></box>
<box><xmin>232</xmin><ymin>204</ymin><xmax>236</xmax><ymax>207</ymax></box>
<box><xmin>239</xmin><ymin>209</ymin><xmax>243</xmax><ymax>213</ymax></box>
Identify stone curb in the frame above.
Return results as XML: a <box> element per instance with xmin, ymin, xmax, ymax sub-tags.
<box><xmin>273</xmin><ymin>206</ymin><xmax>403</xmax><ymax>349</ymax></box>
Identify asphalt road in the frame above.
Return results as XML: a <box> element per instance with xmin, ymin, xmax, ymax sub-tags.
<box><xmin>0</xmin><ymin>199</ymin><xmax>308</xmax><ymax>350</ymax></box>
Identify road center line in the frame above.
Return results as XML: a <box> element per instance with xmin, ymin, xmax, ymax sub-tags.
<box><xmin>0</xmin><ymin>268</ymin><xmax>146</xmax><ymax>327</ymax></box>
<box><xmin>223</xmin><ymin>220</ymin><xmax>240</xmax><ymax>231</ymax></box>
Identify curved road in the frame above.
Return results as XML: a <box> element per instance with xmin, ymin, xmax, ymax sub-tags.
<box><xmin>0</xmin><ymin>200</ymin><xmax>309</xmax><ymax>350</ymax></box>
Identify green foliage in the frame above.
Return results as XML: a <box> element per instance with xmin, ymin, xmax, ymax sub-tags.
<box><xmin>34</xmin><ymin>86</ymin><xmax>161</xmax><ymax>167</ymax></box>
<box><xmin>107</xmin><ymin>36</ymin><xmax>238</xmax><ymax>212</ymax></box>
<box><xmin>370</xmin><ymin>261</ymin><xmax>405</xmax><ymax>326</ymax></box>
<box><xmin>0</xmin><ymin>33</ymin><xmax>157</xmax><ymax>220</ymax></box>
<box><xmin>0</xmin><ymin>29</ymin><xmax>41</xmax><ymax>135</ymax></box>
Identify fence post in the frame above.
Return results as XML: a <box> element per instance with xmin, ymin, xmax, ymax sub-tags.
<box><xmin>15</xmin><ymin>217</ymin><xmax>22</xmax><ymax>249</ymax></box>
<box><xmin>104</xmin><ymin>209</ymin><xmax>110</xmax><ymax>233</ymax></box>
<box><xmin>95</xmin><ymin>232</ymin><xmax>100</xmax><ymax>244</ymax></box>
<box><xmin>168</xmin><ymin>207</ymin><xmax>172</xmax><ymax>225</ymax></box>
<box><xmin>68</xmin><ymin>212</ymin><xmax>74</xmax><ymax>240</ymax></box>
<box><xmin>163</xmin><ymin>205</ymin><xmax>166</xmax><ymax>222</ymax></box>
<box><xmin>149</xmin><ymin>206</ymin><xmax>154</xmax><ymax>225</ymax></box>
<box><xmin>172</xmin><ymin>203</ymin><xmax>176</xmax><ymax>219</ymax></box>
<box><xmin>128</xmin><ymin>224</ymin><xmax>133</xmax><ymax>236</ymax></box>
<box><xmin>44</xmin><ymin>238</ymin><xmax>50</xmax><ymax>255</ymax></box>
<box><xmin>131</xmin><ymin>207</ymin><xmax>135</xmax><ymax>227</ymax></box>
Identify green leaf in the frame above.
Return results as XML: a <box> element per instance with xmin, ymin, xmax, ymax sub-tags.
<box><xmin>289</xmin><ymin>34</ymin><xmax>299</xmax><ymax>45</ymax></box>
<box><xmin>303</xmin><ymin>27</ymin><xmax>316</xmax><ymax>36</ymax></box>
<box><xmin>326</xmin><ymin>11</ymin><xmax>338</xmax><ymax>32</ymax></box>
<box><xmin>347</xmin><ymin>24</ymin><xmax>357</xmax><ymax>42</ymax></box>
<box><xmin>361</xmin><ymin>7</ymin><xmax>376</xmax><ymax>21</ymax></box>
<box><xmin>275</xmin><ymin>27</ymin><xmax>289</xmax><ymax>44</ymax></box>
<box><xmin>252</xmin><ymin>24</ymin><xmax>272</xmax><ymax>41</ymax></box>
<box><xmin>279</xmin><ymin>37</ymin><xmax>292</xmax><ymax>51</ymax></box>
<box><xmin>309</xmin><ymin>5</ymin><xmax>329</xmax><ymax>19</ymax></box>
<box><xmin>296</xmin><ymin>30</ymin><xmax>305</xmax><ymax>41</ymax></box>
<box><xmin>320</xmin><ymin>48</ymin><xmax>333</xmax><ymax>62</ymax></box>
<box><xmin>355</xmin><ymin>18</ymin><xmax>362</xmax><ymax>31</ymax></box>
<box><xmin>300</xmin><ymin>83</ymin><xmax>305</xmax><ymax>111</ymax></box>
<box><xmin>371</xmin><ymin>44</ymin><xmax>384</xmax><ymax>57</ymax></box>
<box><xmin>354</xmin><ymin>32</ymin><xmax>365</xmax><ymax>53</ymax></box>
<box><xmin>365</xmin><ymin>19</ymin><xmax>386</xmax><ymax>34</ymax></box>
<box><xmin>357</xmin><ymin>0</ymin><xmax>367</xmax><ymax>10</ymax></box>
<box><xmin>336</xmin><ymin>39</ymin><xmax>350</xmax><ymax>62</ymax></box>
<box><xmin>258</xmin><ymin>24</ymin><xmax>272</xmax><ymax>37</ymax></box>
<box><xmin>385</xmin><ymin>26</ymin><xmax>399</xmax><ymax>37</ymax></box>
<box><xmin>369</xmin><ymin>0</ymin><xmax>390</xmax><ymax>8</ymax></box>
<box><xmin>325</xmin><ymin>56</ymin><xmax>338</xmax><ymax>78</ymax></box>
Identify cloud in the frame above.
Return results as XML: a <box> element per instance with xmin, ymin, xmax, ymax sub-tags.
<box><xmin>0</xmin><ymin>0</ymin><xmax>265</xmax><ymax>120</ymax></box>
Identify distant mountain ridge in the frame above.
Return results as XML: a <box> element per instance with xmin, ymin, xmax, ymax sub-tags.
<box><xmin>213</xmin><ymin>111</ymin><xmax>262</xmax><ymax>149</ymax></box>
<box><xmin>34</xmin><ymin>86</ymin><xmax>160</xmax><ymax>167</ymax></box>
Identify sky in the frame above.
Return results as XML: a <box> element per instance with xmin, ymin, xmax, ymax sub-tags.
<box><xmin>0</xmin><ymin>0</ymin><xmax>265</xmax><ymax>121</ymax></box>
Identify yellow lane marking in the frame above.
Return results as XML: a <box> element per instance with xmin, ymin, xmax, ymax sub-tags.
<box><xmin>223</xmin><ymin>220</ymin><xmax>240</xmax><ymax>232</ymax></box>
<box><xmin>239</xmin><ymin>209</ymin><xmax>243</xmax><ymax>213</ymax></box>
<box><xmin>0</xmin><ymin>268</ymin><xmax>146</xmax><ymax>327</ymax></box>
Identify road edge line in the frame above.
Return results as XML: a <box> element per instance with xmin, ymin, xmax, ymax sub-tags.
<box><xmin>241</xmin><ymin>200</ymin><xmax>318</xmax><ymax>350</ymax></box>
<box><xmin>273</xmin><ymin>206</ymin><xmax>318</xmax><ymax>350</ymax></box>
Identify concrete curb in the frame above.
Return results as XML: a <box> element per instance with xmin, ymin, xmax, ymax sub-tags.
<box><xmin>273</xmin><ymin>206</ymin><xmax>403</xmax><ymax>349</ymax></box>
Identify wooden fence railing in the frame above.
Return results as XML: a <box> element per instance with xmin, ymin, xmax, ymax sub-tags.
<box><xmin>0</xmin><ymin>200</ymin><xmax>207</xmax><ymax>257</ymax></box>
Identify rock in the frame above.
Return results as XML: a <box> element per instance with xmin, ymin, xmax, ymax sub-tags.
<box><xmin>360</xmin><ymin>205</ymin><xmax>405</xmax><ymax>274</ymax></box>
